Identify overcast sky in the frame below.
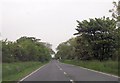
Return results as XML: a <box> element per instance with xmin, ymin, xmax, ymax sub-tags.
<box><xmin>1</xmin><ymin>0</ymin><xmax>116</xmax><ymax>51</ymax></box>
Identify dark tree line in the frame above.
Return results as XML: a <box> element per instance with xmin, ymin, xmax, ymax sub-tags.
<box><xmin>56</xmin><ymin>1</ymin><xmax>120</xmax><ymax>61</ymax></box>
<box><xmin>2</xmin><ymin>36</ymin><xmax>54</xmax><ymax>63</ymax></box>
<box><xmin>56</xmin><ymin>17</ymin><xmax>119</xmax><ymax>61</ymax></box>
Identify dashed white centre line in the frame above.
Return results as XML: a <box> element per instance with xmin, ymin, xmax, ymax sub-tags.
<box><xmin>70</xmin><ymin>79</ymin><xmax>73</xmax><ymax>81</ymax></box>
<box><xmin>70</xmin><ymin>79</ymin><xmax>74</xmax><ymax>83</ymax></box>
<box><xmin>64</xmin><ymin>72</ymin><xmax>67</xmax><ymax>75</ymax></box>
<box><xmin>59</xmin><ymin>68</ymin><xmax>62</xmax><ymax>70</ymax></box>
<box><xmin>56</xmin><ymin>62</ymin><xmax>75</xmax><ymax>83</ymax></box>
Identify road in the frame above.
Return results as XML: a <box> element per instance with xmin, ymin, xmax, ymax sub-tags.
<box><xmin>20</xmin><ymin>60</ymin><xmax>119</xmax><ymax>82</ymax></box>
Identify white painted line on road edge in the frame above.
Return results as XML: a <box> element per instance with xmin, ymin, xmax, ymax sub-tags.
<box><xmin>64</xmin><ymin>72</ymin><xmax>67</xmax><ymax>75</ymax></box>
<box><xmin>61</xmin><ymin>63</ymin><xmax>120</xmax><ymax>78</ymax></box>
<box><xmin>19</xmin><ymin>63</ymin><xmax>48</xmax><ymax>82</ymax></box>
<box><xmin>79</xmin><ymin>66</ymin><xmax>120</xmax><ymax>78</ymax></box>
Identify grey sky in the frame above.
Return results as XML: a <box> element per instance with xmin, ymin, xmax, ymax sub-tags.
<box><xmin>1</xmin><ymin>0</ymin><xmax>116</xmax><ymax>51</ymax></box>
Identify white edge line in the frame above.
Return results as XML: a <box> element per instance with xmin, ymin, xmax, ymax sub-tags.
<box><xmin>19</xmin><ymin>63</ymin><xmax>48</xmax><ymax>81</ymax></box>
<box><xmin>61</xmin><ymin>63</ymin><xmax>120</xmax><ymax>78</ymax></box>
<box><xmin>79</xmin><ymin>66</ymin><xmax>120</xmax><ymax>78</ymax></box>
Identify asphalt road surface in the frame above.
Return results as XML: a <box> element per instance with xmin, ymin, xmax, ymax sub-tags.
<box><xmin>21</xmin><ymin>60</ymin><xmax>119</xmax><ymax>82</ymax></box>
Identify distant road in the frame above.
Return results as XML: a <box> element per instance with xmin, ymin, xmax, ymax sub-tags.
<box><xmin>20</xmin><ymin>60</ymin><xmax>119</xmax><ymax>82</ymax></box>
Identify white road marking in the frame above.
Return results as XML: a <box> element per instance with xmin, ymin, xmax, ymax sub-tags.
<box><xmin>64</xmin><ymin>72</ymin><xmax>67</xmax><ymax>75</ymax></box>
<box><xmin>18</xmin><ymin>63</ymin><xmax>48</xmax><ymax>82</ymax></box>
<box><xmin>59</xmin><ymin>68</ymin><xmax>62</xmax><ymax>70</ymax></box>
<box><xmin>61</xmin><ymin>63</ymin><xmax>120</xmax><ymax>78</ymax></box>
<box><xmin>58</xmin><ymin>66</ymin><xmax>61</xmax><ymax>69</ymax></box>
<box><xmin>78</xmin><ymin>66</ymin><xmax>120</xmax><ymax>78</ymax></box>
<box><xmin>70</xmin><ymin>79</ymin><xmax>74</xmax><ymax>83</ymax></box>
<box><xmin>56</xmin><ymin>63</ymin><xmax>62</xmax><ymax>70</ymax></box>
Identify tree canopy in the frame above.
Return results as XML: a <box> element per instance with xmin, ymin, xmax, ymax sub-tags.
<box><xmin>56</xmin><ymin>17</ymin><xmax>119</xmax><ymax>61</ymax></box>
<box><xmin>2</xmin><ymin>36</ymin><xmax>54</xmax><ymax>63</ymax></box>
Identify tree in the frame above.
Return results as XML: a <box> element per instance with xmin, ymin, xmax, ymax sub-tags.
<box><xmin>2</xmin><ymin>40</ymin><xmax>15</xmax><ymax>62</ymax></box>
<box><xmin>109</xmin><ymin>1</ymin><xmax>120</xmax><ymax>21</ymax></box>
<box><xmin>56</xmin><ymin>38</ymin><xmax>77</xmax><ymax>60</ymax></box>
<box><xmin>109</xmin><ymin>1</ymin><xmax>120</xmax><ymax>60</ymax></box>
<box><xmin>2</xmin><ymin>36</ymin><xmax>54</xmax><ymax>63</ymax></box>
<box><xmin>74</xmin><ymin>17</ymin><xmax>117</xmax><ymax>61</ymax></box>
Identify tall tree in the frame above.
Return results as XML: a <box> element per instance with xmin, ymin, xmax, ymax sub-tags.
<box><xmin>74</xmin><ymin>17</ymin><xmax>117</xmax><ymax>61</ymax></box>
<box><xmin>109</xmin><ymin>1</ymin><xmax>120</xmax><ymax>60</ymax></box>
<box><xmin>56</xmin><ymin>38</ymin><xmax>77</xmax><ymax>60</ymax></box>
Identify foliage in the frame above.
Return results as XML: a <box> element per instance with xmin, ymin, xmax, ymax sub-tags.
<box><xmin>56</xmin><ymin>37</ymin><xmax>77</xmax><ymax>60</ymax></box>
<box><xmin>2</xmin><ymin>36</ymin><xmax>54</xmax><ymax>63</ymax></box>
<box><xmin>56</xmin><ymin>17</ymin><xmax>119</xmax><ymax>61</ymax></box>
<box><xmin>74</xmin><ymin>17</ymin><xmax>117</xmax><ymax>61</ymax></box>
<box><xmin>109</xmin><ymin>1</ymin><xmax>120</xmax><ymax>21</ymax></box>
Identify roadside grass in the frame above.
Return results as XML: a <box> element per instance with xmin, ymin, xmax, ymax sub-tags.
<box><xmin>61</xmin><ymin>60</ymin><xmax>119</xmax><ymax>76</ymax></box>
<box><xmin>0</xmin><ymin>64</ymin><xmax>2</xmax><ymax>82</ymax></box>
<box><xmin>2</xmin><ymin>61</ymin><xmax>48</xmax><ymax>81</ymax></box>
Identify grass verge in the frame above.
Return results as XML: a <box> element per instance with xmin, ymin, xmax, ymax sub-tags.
<box><xmin>61</xmin><ymin>60</ymin><xmax>119</xmax><ymax>76</ymax></box>
<box><xmin>2</xmin><ymin>61</ymin><xmax>48</xmax><ymax>81</ymax></box>
<box><xmin>0</xmin><ymin>64</ymin><xmax>2</xmax><ymax>82</ymax></box>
